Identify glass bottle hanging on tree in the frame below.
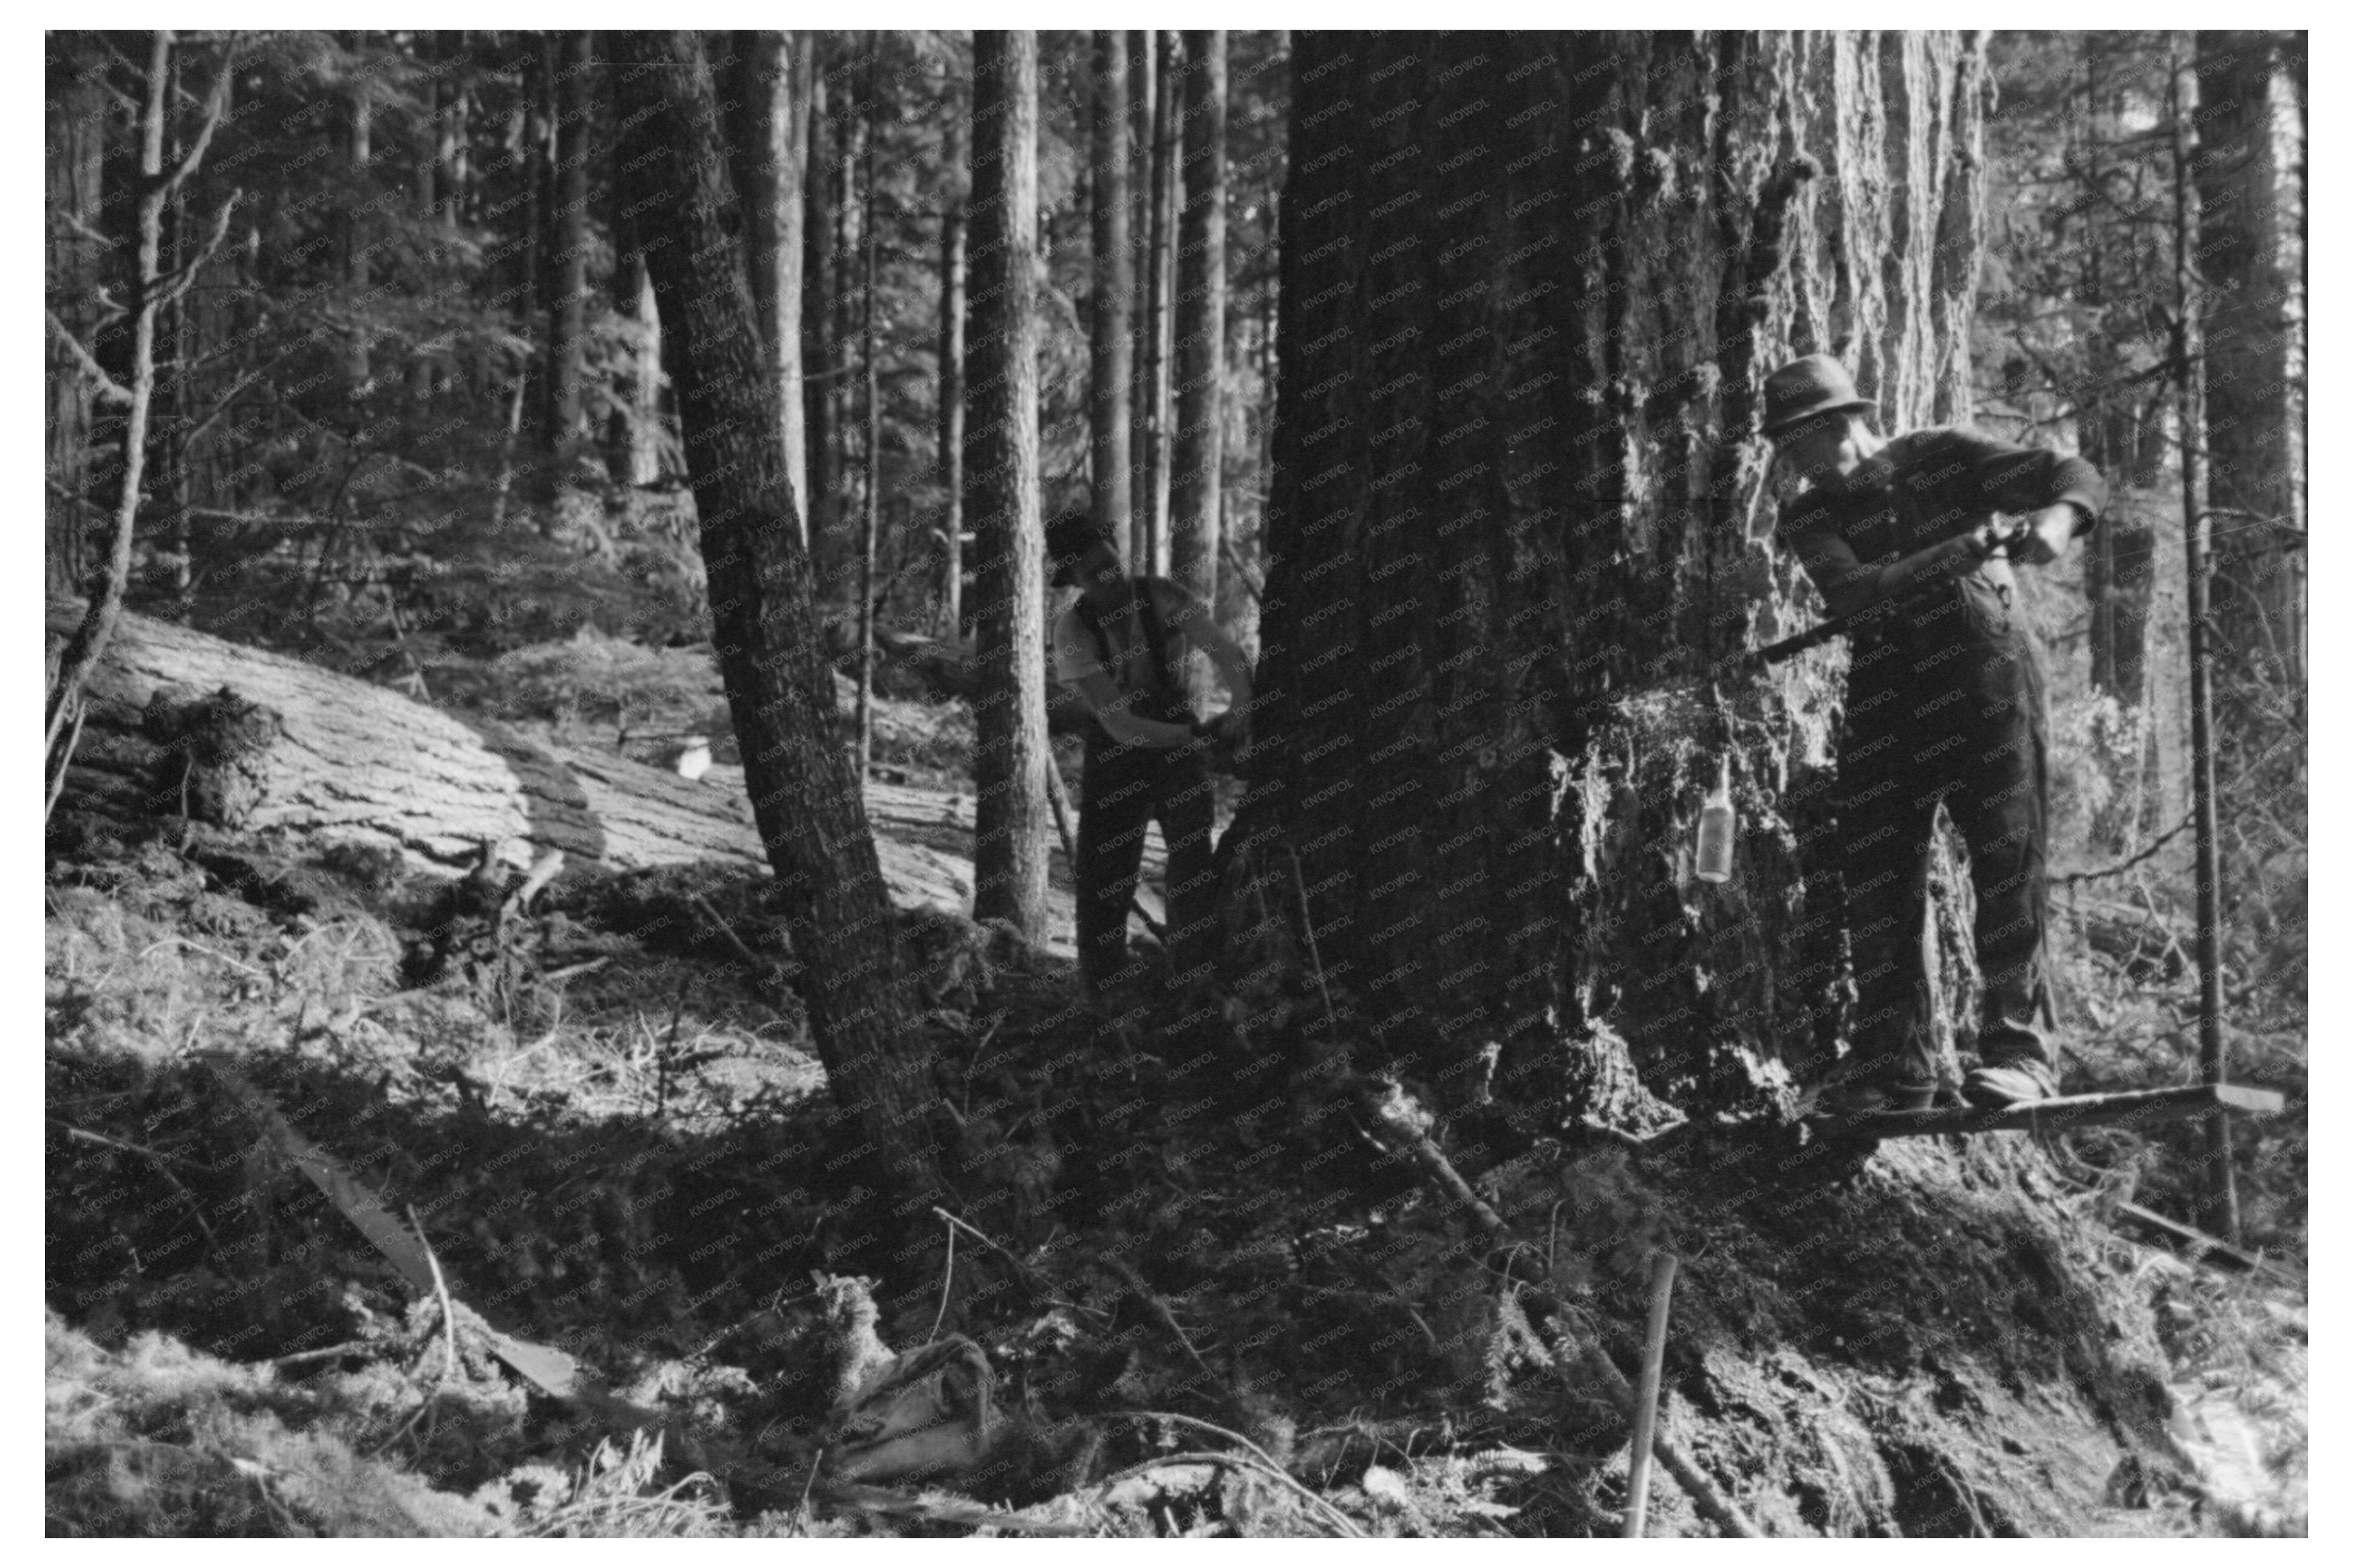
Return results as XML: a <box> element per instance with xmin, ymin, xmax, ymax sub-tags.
<box><xmin>1695</xmin><ymin>755</ymin><xmax>1735</xmax><ymax>884</ymax></box>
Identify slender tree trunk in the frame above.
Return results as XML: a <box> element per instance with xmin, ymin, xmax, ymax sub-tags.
<box><xmin>409</xmin><ymin>34</ymin><xmax>439</xmax><ymax>406</ymax></box>
<box><xmin>1127</xmin><ymin>30</ymin><xmax>1157</xmax><ymax>568</ymax></box>
<box><xmin>1170</xmin><ymin>29</ymin><xmax>1227</xmax><ymax>628</ymax></box>
<box><xmin>2193</xmin><ymin>30</ymin><xmax>2304</xmax><ymax>692</ymax></box>
<box><xmin>158</xmin><ymin>40</ymin><xmax>194</xmax><ymax>615</ymax></box>
<box><xmin>604</xmin><ymin>159</ymin><xmax>662</xmax><ymax>490</ymax></box>
<box><xmin>938</xmin><ymin>112</ymin><xmax>969</xmax><ymax>641</ymax></box>
<box><xmin>1244</xmin><ymin>32</ymin><xmax>1990</xmax><ymax>1128</ymax></box>
<box><xmin>964</xmin><ymin>30</ymin><xmax>1051</xmax><ymax>938</ymax></box>
<box><xmin>802</xmin><ymin>56</ymin><xmax>836</xmax><ymax>565</ymax></box>
<box><xmin>830</xmin><ymin>59</ymin><xmax>863</xmax><ymax>596</ymax></box>
<box><xmin>1139</xmin><ymin>30</ymin><xmax>1182</xmax><ymax>574</ymax></box>
<box><xmin>45</xmin><ymin>35</ymin><xmax>111</xmax><ymax>599</ymax></box>
<box><xmin>721</xmin><ymin>30</ymin><xmax>811</xmax><ymax>540</ymax></box>
<box><xmin>610</xmin><ymin>28</ymin><xmax>944</xmax><ymax>1207</ymax></box>
<box><xmin>2172</xmin><ymin>52</ymin><xmax>2241</xmax><ymax>1245</ymax></box>
<box><xmin>545</xmin><ymin>30</ymin><xmax>591</xmax><ymax>491</ymax></box>
<box><xmin>1089</xmin><ymin>32</ymin><xmax>1136</xmax><ymax>562</ymax></box>
<box><xmin>50</xmin><ymin>31</ymin><xmax>234</xmax><ymax>801</ymax></box>
<box><xmin>856</xmin><ymin>50</ymin><xmax>881</xmax><ymax>770</ymax></box>
<box><xmin>345</xmin><ymin>39</ymin><xmax>372</xmax><ymax>397</ymax></box>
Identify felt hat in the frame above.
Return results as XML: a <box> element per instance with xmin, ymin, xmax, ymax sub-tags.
<box><xmin>1762</xmin><ymin>354</ymin><xmax>1874</xmax><ymax>440</ymax></box>
<box><xmin>1045</xmin><ymin>511</ymin><xmax>1117</xmax><ymax>585</ymax></box>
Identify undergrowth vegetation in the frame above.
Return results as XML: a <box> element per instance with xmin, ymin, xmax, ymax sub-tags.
<box><xmin>42</xmin><ymin>684</ymin><xmax>2308</xmax><ymax>1535</ymax></box>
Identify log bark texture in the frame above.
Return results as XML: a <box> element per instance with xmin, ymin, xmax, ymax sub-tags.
<box><xmin>44</xmin><ymin>597</ymin><xmax>1000</xmax><ymax>929</ymax></box>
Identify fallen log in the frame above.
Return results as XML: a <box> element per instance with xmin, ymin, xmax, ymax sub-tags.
<box><xmin>42</xmin><ymin>598</ymin><xmax>1017</xmax><ymax>936</ymax></box>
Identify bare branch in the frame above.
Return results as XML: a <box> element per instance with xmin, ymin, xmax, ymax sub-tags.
<box><xmin>44</xmin><ymin>310</ymin><xmax>133</xmax><ymax>406</ymax></box>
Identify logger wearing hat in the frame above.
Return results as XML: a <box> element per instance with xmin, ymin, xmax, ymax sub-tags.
<box><xmin>1765</xmin><ymin>354</ymin><xmax>2106</xmax><ymax>1114</ymax></box>
<box><xmin>1045</xmin><ymin>513</ymin><xmax>1254</xmax><ymax>991</ymax></box>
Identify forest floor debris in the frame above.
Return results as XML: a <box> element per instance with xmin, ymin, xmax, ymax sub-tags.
<box><xmin>43</xmin><ymin>716</ymin><xmax>2306</xmax><ymax>1538</ymax></box>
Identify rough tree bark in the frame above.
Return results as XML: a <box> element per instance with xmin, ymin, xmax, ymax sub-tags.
<box><xmin>1240</xmin><ymin>32</ymin><xmax>1992</xmax><ymax>1129</ymax></box>
<box><xmin>1170</xmin><ymin>27</ymin><xmax>1227</xmax><ymax>633</ymax></box>
<box><xmin>1088</xmin><ymin>32</ymin><xmax>1135</xmax><ymax>560</ymax></box>
<box><xmin>2192</xmin><ymin>30</ymin><xmax>2304</xmax><ymax>691</ymax></box>
<box><xmin>610</xmin><ymin>29</ymin><xmax>944</xmax><ymax>1203</ymax></box>
<box><xmin>44</xmin><ymin>596</ymin><xmax>998</xmax><ymax>920</ymax></box>
<box><xmin>963</xmin><ymin>30</ymin><xmax>1052</xmax><ymax>940</ymax></box>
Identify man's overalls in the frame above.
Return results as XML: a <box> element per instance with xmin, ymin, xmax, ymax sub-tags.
<box><xmin>1827</xmin><ymin>455</ymin><xmax>2058</xmax><ymax>1091</ymax></box>
<box><xmin>1072</xmin><ymin>579</ymin><xmax>1219</xmax><ymax>988</ymax></box>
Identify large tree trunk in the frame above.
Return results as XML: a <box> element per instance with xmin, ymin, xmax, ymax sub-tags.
<box><xmin>964</xmin><ymin>30</ymin><xmax>1051</xmax><ymax>940</ymax></box>
<box><xmin>2192</xmin><ymin>30</ymin><xmax>2304</xmax><ymax>693</ymax></box>
<box><xmin>610</xmin><ymin>29</ymin><xmax>944</xmax><ymax>1203</ymax></box>
<box><xmin>1088</xmin><ymin>32</ymin><xmax>1135</xmax><ymax>561</ymax></box>
<box><xmin>1242</xmin><ymin>32</ymin><xmax>1990</xmax><ymax>1130</ymax></box>
<box><xmin>1170</xmin><ymin>28</ymin><xmax>1227</xmax><ymax>636</ymax></box>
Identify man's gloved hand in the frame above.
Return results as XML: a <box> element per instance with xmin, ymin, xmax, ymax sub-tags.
<box><xmin>1968</xmin><ymin>514</ymin><xmax>2030</xmax><ymax>560</ymax></box>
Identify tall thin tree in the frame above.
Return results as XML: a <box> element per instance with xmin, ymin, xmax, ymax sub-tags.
<box><xmin>855</xmin><ymin>42</ymin><xmax>882</xmax><ymax>769</ymax></box>
<box><xmin>1170</xmin><ymin>28</ymin><xmax>1227</xmax><ymax>631</ymax></box>
<box><xmin>964</xmin><ymin>29</ymin><xmax>1051</xmax><ymax>938</ymax></box>
<box><xmin>2171</xmin><ymin>49</ymin><xmax>2241</xmax><ymax>1245</ymax></box>
<box><xmin>1089</xmin><ymin>32</ymin><xmax>1135</xmax><ymax>564</ymax></box>
<box><xmin>1127</xmin><ymin>30</ymin><xmax>1157</xmax><ymax>567</ymax></box>
<box><xmin>938</xmin><ymin>104</ymin><xmax>969</xmax><ymax>639</ymax></box>
<box><xmin>547</xmin><ymin>30</ymin><xmax>591</xmax><ymax>486</ymax></box>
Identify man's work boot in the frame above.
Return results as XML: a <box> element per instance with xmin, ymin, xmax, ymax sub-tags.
<box><xmin>1962</xmin><ymin>1059</ymin><xmax>2058</xmax><ymax>1109</ymax></box>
